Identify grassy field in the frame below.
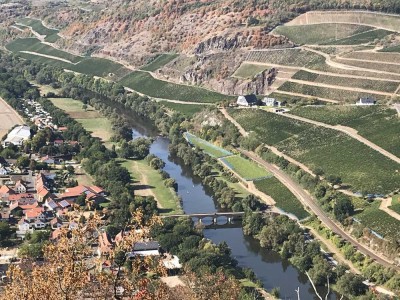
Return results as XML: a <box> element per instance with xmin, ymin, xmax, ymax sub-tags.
<box><xmin>355</xmin><ymin>201</ymin><xmax>400</xmax><ymax>241</ymax></box>
<box><xmin>184</xmin><ymin>133</ymin><xmax>232</xmax><ymax>158</ymax></box>
<box><xmin>228</xmin><ymin>108</ymin><xmax>400</xmax><ymax>194</ymax></box>
<box><xmin>120</xmin><ymin>71</ymin><xmax>230</xmax><ymax>103</ymax></box>
<box><xmin>291</xmin><ymin>105</ymin><xmax>400</xmax><ymax>157</ymax></box>
<box><xmin>246</xmin><ymin>49</ymin><xmax>324</xmax><ymax>67</ymax></box>
<box><xmin>292</xmin><ymin>70</ymin><xmax>399</xmax><ymax>93</ymax></box>
<box><xmin>49</xmin><ymin>98</ymin><xmax>113</xmax><ymax>142</ymax></box>
<box><xmin>141</xmin><ymin>54</ymin><xmax>178</xmax><ymax>72</ymax></box>
<box><xmin>323</xmin><ymin>29</ymin><xmax>393</xmax><ymax>45</ymax></box>
<box><xmin>273</xmin><ymin>24</ymin><xmax>372</xmax><ymax>45</ymax></box>
<box><xmin>390</xmin><ymin>195</ymin><xmax>400</xmax><ymax>215</ymax></box>
<box><xmin>233</xmin><ymin>62</ymin><xmax>269</xmax><ymax>78</ymax></box>
<box><xmin>17</xmin><ymin>18</ymin><xmax>60</xmax><ymax>43</ymax></box>
<box><xmin>160</xmin><ymin>101</ymin><xmax>205</xmax><ymax>117</ymax></box>
<box><xmin>254</xmin><ymin>177</ymin><xmax>309</xmax><ymax>219</ymax></box>
<box><xmin>122</xmin><ymin>159</ymin><xmax>182</xmax><ymax>215</ymax></box>
<box><xmin>221</xmin><ymin>155</ymin><xmax>272</xmax><ymax>181</ymax></box>
<box><xmin>278</xmin><ymin>81</ymin><xmax>387</xmax><ymax>102</ymax></box>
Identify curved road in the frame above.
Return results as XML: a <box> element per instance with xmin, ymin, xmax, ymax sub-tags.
<box><xmin>241</xmin><ymin>149</ymin><xmax>399</xmax><ymax>271</ymax></box>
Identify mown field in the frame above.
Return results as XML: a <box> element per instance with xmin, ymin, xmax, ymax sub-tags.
<box><xmin>390</xmin><ymin>195</ymin><xmax>400</xmax><ymax>215</ymax></box>
<box><xmin>292</xmin><ymin>70</ymin><xmax>399</xmax><ymax>93</ymax></box>
<box><xmin>273</xmin><ymin>24</ymin><xmax>372</xmax><ymax>45</ymax></box>
<box><xmin>278</xmin><ymin>81</ymin><xmax>387</xmax><ymax>102</ymax></box>
<box><xmin>7</xmin><ymin>38</ymin><xmax>131</xmax><ymax>80</ymax></box>
<box><xmin>17</xmin><ymin>18</ymin><xmax>60</xmax><ymax>43</ymax></box>
<box><xmin>160</xmin><ymin>101</ymin><xmax>205</xmax><ymax>117</ymax></box>
<box><xmin>120</xmin><ymin>71</ymin><xmax>230</xmax><ymax>103</ymax></box>
<box><xmin>221</xmin><ymin>155</ymin><xmax>272</xmax><ymax>181</ymax></box>
<box><xmin>184</xmin><ymin>133</ymin><xmax>232</xmax><ymax>158</ymax></box>
<box><xmin>6</xmin><ymin>38</ymin><xmax>82</xmax><ymax>63</ymax></box>
<box><xmin>291</xmin><ymin>105</ymin><xmax>400</xmax><ymax>157</ymax></box>
<box><xmin>141</xmin><ymin>53</ymin><xmax>178</xmax><ymax>72</ymax></box>
<box><xmin>49</xmin><ymin>98</ymin><xmax>113</xmax><ymax>142</ymax></box>
<box><xmin>323</xmin><ymin>29</ymin><xmax>393</xmax><ymax>45</ymax></box>
<box><xmin>228</xmin><ymin>109</ymin><xmax>400</xmax><ymax>194</ymax></box>
<box><xmin>254</xmin><ymin>177</ymin><xmax>309</xmax><ymax>219</ymax></box>
<box><xmin>233</xmin><ymin>62</ymin><xmax>269</xmax><ymax>78</ymax></box>
<box><xmin>246</xmin><ymin>49</ymin><xmax>324</xmax><ymax>67</ymax></box>
<box><xmin>355</xmin><ymin>201</ymin><xmax>400</xmax><ymax>241</ymax></box>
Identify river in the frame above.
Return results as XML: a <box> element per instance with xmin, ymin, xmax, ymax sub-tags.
<box><xmin>127</xmin><ymin>112</ymin><xmax>339</xmax><ymax>299</ymax></box>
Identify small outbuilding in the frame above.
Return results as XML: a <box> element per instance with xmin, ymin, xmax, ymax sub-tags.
<box><xmin>262</xmin><ymin>97</ymin><xmax>282</xmax><ymax>107</ymax></box>
<box><xmin>356</xmin><ymin>97</ymin><xmax>376</xmax><ymax>106</ymax></box>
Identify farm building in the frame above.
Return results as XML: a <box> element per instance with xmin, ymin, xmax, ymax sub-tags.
<box><xmin>237</xmin><ymin>94</ymin><xmax>258</xmax><ymax>106</ymax></box>
<box><xmin>262</xmin><ymin>97</ymin><xmax>282</xmax><ymax>107</ymax></box>
<box><xmin>2</xmin><ymin>125</ymin><xmax>31</xmax><ymax>146</ymax></box>
<box><xmin>356</xmin><ymin>97</ymin><xmax>376</xmax><ymax>106</ymax></box>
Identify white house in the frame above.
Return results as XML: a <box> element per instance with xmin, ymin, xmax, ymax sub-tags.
<box><xmin>2</xmin><ymin>125</ymin><xmax>31</xmax><ymax>146</ymax></box>
<box><xmin>262</xmin><ymin>97</ymin><xmax>282</xmax><ymax>107</ymax></box>
<box><xmin>14</xmin><ymin>180</ymin><xmax>27</xmax><ymax>194</ymax></box>
<box><xmin>33</xmin><ymin>219</ymin><xmax>46</xmax><ymax>229</ymax></box>
<box><xmin>356</xmin><ymin>97</ymin><xmax>376</xmax><ymax>106</ymax></box>
<box><xmin>237</xmin><ymin>95</ymin><xmax>258</xmax><ymax>107</ymax></box>
<box><xmin>18</xmin><ymin>219</ymin><xmax>31</xmax><ymax>232</ymax></box>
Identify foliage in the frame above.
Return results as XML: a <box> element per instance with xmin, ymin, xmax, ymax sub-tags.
<box><xmin>0</xmin><ymin>222</ymin><xmax>14</xmax><ymax>247</ymax></box>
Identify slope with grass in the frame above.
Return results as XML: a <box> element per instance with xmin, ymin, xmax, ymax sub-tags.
<box><xmin>141</xmin><ymin>54</ymin><xmax>178</xmax><ymax>72</ymax></box>
<box><xmin>228</xmin><ymin>109</ymin><xmax>400</xmax><ymax>194</ymax></box>
<box><xmin>184</xmin><ymin>133</ymin><xmax>232</xmax><ymax>158</ymax></box>
<box><xmin>160</xmin><ymin>101</ymin><xmax>205</xmax><ymax>117</ymax></box>
<box><xmin>323</xmin><ymin>29</ymin><xmax>393</xmax><ymax>45</ymax></box>
<box><xmin>273</xmin><ymin>23</ymin><xmax>372</xmax><ymax>45</ymax></box>
<box><xmin>291</xmin><ymin>105</ymin><xmax>400</xmax><ymax>157</ymax></box>
<box><xmin>120</xmin><ymin>71</ymin><xmax>230</xmax><ymax>103</ymax></box>
<box><xmin>233</xmin><ymin>63</ymin><xmax>269</xmax><ymax>79</ymax></box>
<box><xmin>254</xmin><ymin>177</ymin><xmax>309</xmax><ymax>219</ymax></box>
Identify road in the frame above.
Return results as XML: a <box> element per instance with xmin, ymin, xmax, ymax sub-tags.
<box><xmin>240</xmin><ymin>149</ymin><xmax>399</xmax><ymax>271</ymax></box>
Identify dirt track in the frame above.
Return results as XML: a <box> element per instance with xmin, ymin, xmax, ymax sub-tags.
<box><xmin>0</xmin><ymin>97</ymin><xmax>23</xmax><ymax>138</ymax></box>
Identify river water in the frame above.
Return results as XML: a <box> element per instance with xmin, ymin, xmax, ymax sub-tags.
<box><xmin>128</xmin><ymin>114</ymin><xmax>339</xmax><ymax>299</ymax></box>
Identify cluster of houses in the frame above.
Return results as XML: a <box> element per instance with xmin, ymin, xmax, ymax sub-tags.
<box><xmin>0</xmin><ymin>157</ymin><xmax>24</xmax><ymax>176</ymax></box>
<box><xmin>23</xmin><ymin>99</ymin><xmax>57</xmax><ymax>131</ymax></box>
<box><xmin>0</xmin><ymin>170</ymin><xmax>105</xmax><ymax>237</ymax></box>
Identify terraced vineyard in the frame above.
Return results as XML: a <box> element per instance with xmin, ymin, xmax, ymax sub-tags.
<box><xmin>254</xmin><ymin>177</ymin><xmax>309</xmax><ymax>219</ymax></box>
<box><xmin>120</xmin><ymin>71</ymin><xmax>231</xmax><ymax>103</ymax></box>
<box><xmin>228</xmin><ymin>108</ymin><xmax>400</xmax><ymax>194</ymax></box>
<box><xmin>278</xmin><ymin>81</ymin><xmax>387</xmax><ymax>102</ymax></box>
<box><xmin>291</xmin><ymin>105</ymin><xmax>400</xmax><ymax>157</ymax></box>
<box><xmin>341</xmin><ymin>51</ymin><xmax>400</xmax><ymax>64</ymax></box>
<box><xmin>323</xmin><ymin>29</ymin><xmax>393</xmax><ymax>45</ymax></box>
<box><xmin>292</xmin><ymin>70</ymin><xmax>399</xmax><ymax>93</ymax></box>
<box><xmin>355</xmin><ymin>201</ymin><xmax>400</xmax><ymax>241</ymax></box>
<box><xmin>246</xmin><ymin>49</ymin><xmax>324</xmax><ymax>67</ymax></box>
<box><xmin>390</xmin><ymin>195</ymin><xmax>400</xmax><ymax>215</ymax></box>
<box><xmin>17</xmin><ymin>18</ymin><xmax>60</xmax><ymax>43</ymax></box>
<box><xmin>141</xmin><ymin>53</ymin><xmax>178</xmax><ymax>72</ymax></box>
<box><xmin>233</xmin><ymin>63</ymin><xmax>269</xmax><ymax>79</ymax></box>
<box><xmin>273</xmin><ymin>24</ymin><xmax>372</xmax><ymax>45</ymax></box>
<box><xmin>335</xmin><ymin>58</ymin><xmax>400</xmax><ymax>74</ymax></box>
<box><xmin>380</xmin><ymin>45</ymin><xmax>400</xmax><ymax>52</ymax></box>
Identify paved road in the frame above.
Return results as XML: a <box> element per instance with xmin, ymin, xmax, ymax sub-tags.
<box><xmin>240</xmin><ymin>149</ymin><xmax>399</xmax><ymax>271</ymax></box>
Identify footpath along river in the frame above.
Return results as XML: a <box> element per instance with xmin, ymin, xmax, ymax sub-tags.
<box><xmin>125</xmin><ymin>111</ymin><xmax>340</xmax><ymax>299</ymax></box>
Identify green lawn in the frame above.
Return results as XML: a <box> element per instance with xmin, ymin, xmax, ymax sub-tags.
<box><xmin>184</xmin><ymin>133</ymin><xmax>232</xmax><ymax>158</ymax></box>
<box><xmin>233</xmin><ymin>62</ymin><xmax>269</xmax><ymax>79</ymax></box>
<box><xmin>228</xmin><ymin>109</ymin><xmax>400</xmax><ymax>194</ymax></box>
<box><xmin>291</xmin><ymin>105</ymin><xmax>400</xmax><ymax>157</ymax></box>
<box><xmin>17</xmin><ymin>18</ymin><xmax>60</xmax><ymax>43</ymax></box>
<box><xmin>49</xmin><ymin>98</ymin><xmax>114</xmax><ymax>143</ymax></box>
<box><xmin>254</xmin><ymin>177</ymin><xmax>309</xmax><ymax>219</ymax></box>
<box><xmin>120</xmin><ymin>71</ymin><xmax>231</xmax><ymax>103</ymax></box>
<box><xmin>355</xmin><ymin>201</ymin><xmax>400</xmax><ymax>241</ymax></box>
<box><xmin>122</xmin><ymin>159</ymin><xmax>182</xmax><ymax>215</ymax></box>
<box><xmin>141</xmin><ymin>54</ymin><xmax>178</xmax><ymax>72</ymax></box>
<box><xmin>160</xmin><ymin>101</ymin><xmax>205</xmax><ymax>117</ymax></box>
<box><xmin>273</xmin><ymin>24</ymin><xmax>372</xmax><ymax>45</ymax></box>
<box><xmin>221</xmin><ymin>155</ymin><xmax>272</xmax><ymax>181</ymax></box>
<box><xmin>390</xmin><ymin>195</ymin><xmax>400</xmax><ymax>215</ymax></box>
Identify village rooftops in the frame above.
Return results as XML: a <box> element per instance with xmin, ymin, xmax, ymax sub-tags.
<box><xmin>60</xmin><ymin>185</ymin><xmax>105</xmax><ymax>200</ymax></box>
<box><xmin>3</xmin><ymin>125</ymin><xmax>31</xmax><ymax>146</ymax></box>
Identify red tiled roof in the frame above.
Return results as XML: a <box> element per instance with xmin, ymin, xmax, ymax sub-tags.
<box><xmin>61</xmin><ymin>185</ymin><xmax>104</xmax><ymax>199</ymax></box>
<box><xmin>9</xmin><ymin>193</ymin><xmax>34</xmax><ymax>202</ymax></box>
<box><xmin>0</xmin><ymin>186</ymin><xmax>14</xmax><ymax>195</ymax></box>
<box><xmin>24</xmin><ymin>207</ymin><xmax>44</xmax><ymax>218</ymax></box>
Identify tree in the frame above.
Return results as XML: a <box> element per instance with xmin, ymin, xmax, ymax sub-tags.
<box><xmin>76</xmin><ymin>193</ymin><xmax>87</xmax><ymax>206</ymax></box>
<box><xmin>16</xmin><ymin>156</ymin><xmax>30</xmax><ymax>169</ymax></box>
<box><xmin>336</xmin><ymin>273</ymin><xmax>367</xmax><ymax>296</ymax></box>
<box><xmin>0</xmin><ymin>222</ymin><xmax>14</xmax><ymax>246</ymax></box>
<box><xmin>82</xmin><ymin>104</ymin><xmax>88</xmax><ymax>111</ymax></box>
<box><xmin>29</xmin><ymin>159</ymin><xmax>37</xmax><ymax>171</ymax></box>
<box><xmin>334</xmin><ymin>195</ymin><xmax>354</xmax><ymax>223</ymax></box>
